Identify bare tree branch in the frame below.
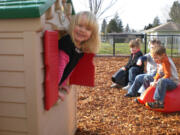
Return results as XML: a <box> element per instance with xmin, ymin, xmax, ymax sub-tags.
<box><xmin>97</xmin><ymin>0</ymin><xmax>118</xmax><ymax>18</ymax></box>
<box><xmin>87</xmin><ymin>0</ymin><xmax>118</xmax><ymax>19</ymax></box>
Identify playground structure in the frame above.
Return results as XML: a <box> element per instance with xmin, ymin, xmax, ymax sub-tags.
<box><xmin>0</xmin><ymin>0</ymin><xmax>77</xmax><ymax>135</ymax></box>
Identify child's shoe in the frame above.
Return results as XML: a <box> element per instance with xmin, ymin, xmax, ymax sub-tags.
<box><xmin>110</xmin><ymin>83</ymin><xmax>121</xmax><ymax>88</ymax></box>
<box><xmin>122</xmin><ymin>84</ymin><xmax>131</xmax><ymax>90</ymax></box>
<box><xmin>145</xmin><ymin>100</ymin><xmax>164</xmax><ymax>109</ymax></box>
<box><xmin>134</xmin><ymin>98</ymin><xmax>140</xmax><ymax>104</ymax></box>
<box><xmin>124</xmin><ymin>92</ymin><xmax>140</xmax><ymax>97</ymax></box>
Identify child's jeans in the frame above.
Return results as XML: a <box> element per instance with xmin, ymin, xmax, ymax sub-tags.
<box><xmin>128</xmin><ymin>66</ymin><xmax>143</xmax><ymax>85</ymax></box>
<box><xmin>154</xmin><ymin>78</ymin><xmax>177</xmax><ymax>102</ymax></box>
<box><xmin>127</xmin><ymin>74</ymin><xmax>154</xmax><ymax>95</ymax></box>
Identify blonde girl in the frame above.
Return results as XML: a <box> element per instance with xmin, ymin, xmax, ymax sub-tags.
<box><xmin>58</xmin><ymin>11</ymin><xmax>100</xmax><ymax>100</ymax></box>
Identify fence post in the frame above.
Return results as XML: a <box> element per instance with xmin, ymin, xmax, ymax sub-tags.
<box><xmin>171</xmin><ymin>35</ymin><xmax>174</xmax><ymax>57</ymax></box>
<box><xmin>113</xmin><ymin>35</ymin><xmax>115</xmax><ymax>56</ymax></box>
<box><xmin>144</xmin><ymin>34</ymin><xmax>147</xmax><ymax>54</ymax></box>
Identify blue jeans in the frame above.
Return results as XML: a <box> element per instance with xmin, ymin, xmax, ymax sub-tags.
<box><xmin>154</xmin><ymin>78</ymin><xmax>177</xmax><ymax>102</ymax></box>
<box><xmin>128</xmin><ymin>74</ymin><xmax>154</xmax><ymax>95</ymax></box>
<box><xmin>128</xmin><ymin>67</ymin><xmax>143</xmax><ymax>85</ymax></box>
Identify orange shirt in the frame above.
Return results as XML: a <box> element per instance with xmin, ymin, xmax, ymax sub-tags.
<box><xmin>153</xmin><ymin>55</ymin><xmax>171</xmax><ymax>81</ymax></box>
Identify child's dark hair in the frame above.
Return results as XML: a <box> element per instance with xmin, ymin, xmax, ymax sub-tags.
<box><xmin>151</xmin><ymin>45</ymin><xmax>166</xmax><ymax>56</ymax></box>
<box><xmin>129</xmin><ymin>38</ymin><xmax>141</xmax><ymax>48</ymax></box>
<box><xmin>150</xmin><ymin>39</ymin><xmax>161</xmax><ymax>46</ymax></box>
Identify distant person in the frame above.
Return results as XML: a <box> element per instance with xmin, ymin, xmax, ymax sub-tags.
<box><xmin>124</xmin><ymin>39</ymin><xmax>161</xmax><ymax>97</ymax></box>
<box><xmin>111</xmin><ymin>38</ymin><xmax>144</xmax><ymax>90</ymax></box>
<box><xmin>145</xmin><ymin>45</ymin><xmax>179</xmax><ymax>109</ymax></box>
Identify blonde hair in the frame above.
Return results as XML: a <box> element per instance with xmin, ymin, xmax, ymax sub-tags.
<box><xmin>68</xmin><ymin>11</ymin><xmax>100</xmax><ymax>53</ymax></box>
<box><xmin>129</xmin><ymin>38</ymin><xmax>141</xmax><ymax>48</ymax></box>
<box><xmin>151</xmin><ymin>45</ymin><xmax>166</xmax><ymax>56</ymax></box>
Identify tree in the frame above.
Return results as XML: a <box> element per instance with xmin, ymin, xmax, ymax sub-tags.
<box><xmin>106</xmin><ymin>14</ymin><xmax>123</xmax><ymax>33</ymax></box>
<box><xmin>117</xmin><ymin>19</ymin><xmax>123</xmax><ymax>32</ymax></box>
<box><xmin>106</xmin><ymin>19</ymin><xmax>118</xmax><ymax>33</ymax></box>
<box><xmin>144</xmin><ymin>23</ymin><xmax>153</xmax><ymax>30</ymax></box>
<box><xmin>169</xmin><ymin>1</ymin><xmax>180</xmax><ymax>23</ymax></box>
<box><xmin>101</xmin><ymin>19</ymin><xmax>107</xmax><ymax>34</ymax></box>
<box><xmin>125</xmin><ymin>24</ymin><xmax>130</xmax><ymax>32</ymax></box>
<box><xmin>152</xmin><ymin>16</ymin><xmax>161</xmax><ymax>27</ymax></box>
<box><xmin>88</xmin><ymin>0</ymin><xmax>118</xmax><ymax>18</ymax></box>
<box><xmin>73</xmin><ymin>0</ymin><xmax>118</xmax><ymax>19</ymax></box>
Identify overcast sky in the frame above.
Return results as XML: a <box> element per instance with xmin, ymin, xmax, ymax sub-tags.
<box><xmin>72</xmin><ymin>0</ymin><xmax>178</xmax><ymax>31</ymax></box>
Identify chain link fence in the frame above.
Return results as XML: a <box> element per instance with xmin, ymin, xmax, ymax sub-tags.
<box><xmin>99</xmin><ymin>34</ymin><xmax>180</xmax><ymax>57</ymax></box>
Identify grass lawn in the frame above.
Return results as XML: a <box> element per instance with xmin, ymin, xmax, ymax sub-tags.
<box><xmin>98</xmin><ymin>42</ymin><xmax>179</xmax><ymax>57</ymax></box>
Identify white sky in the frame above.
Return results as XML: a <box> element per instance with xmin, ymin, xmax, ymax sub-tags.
<box><xmin>72</xmin><ymin>0</ymin><xmax>178</xmax><ymax>31</ymax></box>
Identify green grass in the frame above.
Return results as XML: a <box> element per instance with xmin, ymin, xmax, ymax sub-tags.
<box><xmin>98</xmin><ymin>42</ymin><xmax>179</xmax><ymax>57</ymax></box>
<box><xmin>98</xmin><ymin>42</ymin><xmax>145</xmax><ymax>55</ymax></box>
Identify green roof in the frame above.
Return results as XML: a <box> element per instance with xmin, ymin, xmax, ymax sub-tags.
<box><xmin>0</xmin><ymin>0</ymin><xmax>56</xmax><ymax>19</ymax></box>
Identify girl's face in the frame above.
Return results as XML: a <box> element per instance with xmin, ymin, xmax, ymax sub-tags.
<box><xmin>73</xmin><ymin>15</ymin><xmax>92</xmax><ymax>45</ymax></box>
<box><xmin>130</xmin><ymin>46</ymin><xmax>139</xmax><ymax>53</ymax></box>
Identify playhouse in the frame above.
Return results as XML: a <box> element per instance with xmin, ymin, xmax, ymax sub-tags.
<box><xmin>0</xmin><ymin>0</ymin><xmax>78</xmax><ymax>135</ymax></box>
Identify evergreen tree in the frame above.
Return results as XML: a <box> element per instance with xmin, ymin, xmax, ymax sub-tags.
<box><xmin>144</xmin><ymin>23</ymin><xmax>153</xmax><ymax>30</ymax></box>
<box><xmin>107</xmin><ymin>19</ymin><xmax>118</xmax><ymax>33</ymax></box>
<box><xmin>101</xmin><ymin>19</ymin><xmax>107</xmax><ymax>34</ymax></box>
<box><xmin>125</xmin><ymin>24</ymin><xmax>130</xmax><ymax>32</ymax></box>
<box><xmin>107</xmin><ymin>13</ymin><xmax>123</xmax><ymax>33</ymax></box>
<box><xmin>118</xmin><ymin>19</ymin><xmax>123</xmax><ymax>32</ymax></box>
<box><xmin>152</xmin><ymin>16</ymin><xmax>161</xmax><ymax>27</ymax></box>
<box><xmin>169</xmin><ymin>1</ymin><xmax>180</xmax><ymax>23</ymax></box>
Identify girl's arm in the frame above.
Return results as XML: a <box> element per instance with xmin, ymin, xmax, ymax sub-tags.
<box><xmin>127</xmin><ymin>51</ymin><xmax>143</xmax><ymax>67</ymax></box>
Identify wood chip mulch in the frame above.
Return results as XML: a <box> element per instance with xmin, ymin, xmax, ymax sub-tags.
<box><xmin>75</xmin><ymin>57</ymin><xmax>180</xmax><ymax>135</ymax></box>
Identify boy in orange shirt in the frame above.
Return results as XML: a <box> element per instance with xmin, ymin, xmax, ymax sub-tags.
<box><xmin>145</xmin><ymin>45</ymin><xmax>179</xmax><ymax>109</ymax></box>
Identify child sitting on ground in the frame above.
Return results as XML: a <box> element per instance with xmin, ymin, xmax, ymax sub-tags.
<box><xmin>111</xmin><ymin>38</ymin><xmax>144</xmax><ymax>90</ymax></box>
<box><xmin>124</xmin><ymin>39</ymin><xmax>160</xmax><ymax>97</ymax></box>
<box><xmin>145</xmin><ymin>45</ymin><xmax>179</xmax><ymax>109</ymax></box>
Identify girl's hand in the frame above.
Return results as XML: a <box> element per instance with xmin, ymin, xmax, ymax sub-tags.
<box><xmin>121</xmin><ymin>67</ymin><xmax>126</xmax><ymax>71</ymax></box>
<box><xmin>137</xmin><ymin>59</ymin><xmax>142</xmax><ymax>66</ymax></box>
<box><xmin>58</xmin><ymin>92</ymin><xmax>65</xmax><ymax>101</ymax></box>
<box><xmin>59</xmin><ymin>85</ymin><xmax>70</xmax><ymax>94</ymax></box>
<box><xmin>58</xmin><ymin>85</ymin><xmax>70</xmax><ymax>101</ymax></box>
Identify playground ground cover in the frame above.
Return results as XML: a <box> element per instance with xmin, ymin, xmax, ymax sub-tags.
<box><xmin>75</xmin><ymin>57</ymin><xmax>180</xmax><ymax>135</ymax></box>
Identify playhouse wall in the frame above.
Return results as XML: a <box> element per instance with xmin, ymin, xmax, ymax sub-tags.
<box><xmin>0</xmin><ymin>12</ymin><xmax>76</xmax><ymax>135</ymax></box>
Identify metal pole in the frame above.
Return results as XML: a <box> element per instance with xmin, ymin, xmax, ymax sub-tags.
<box><xmin>144</xmin><ymin>34</ymin><xmax>147</xmax><ymax>54</ymax></box>
<box><xmin>113</xmin><ymin>36</ymin><xmax>115</xmax><ymax>56</ymax></box>
<box><xmin>171</xmin><ymin>35</ymin><xmax>173</xmax><ymax>57</ymax></box>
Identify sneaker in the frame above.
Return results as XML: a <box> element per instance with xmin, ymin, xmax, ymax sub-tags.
<box><xmin>124</xmin><ymin>93</ymin><xmax>133</xmax><ymax>97</ymax></box>
<box><xmin>122</xmin><ymin>84</ymin><xmax>131</xmax><ymax>90</ymax></box>
<box><xmin>134</xmin><ymin>98</ymin><xmax>140</xmax><ymax>104</ymax></box>
<box><xmin>145</xmin><ymin>101</ymin><xmax>164</xmax><ymax>109</ymax></box>
<box><xmin>124</xmin><ymin>93</ymin><xmax>140</xmax><ymax>97</ymax></box>
<box><xmin>110</xmin><ymin>83</ymin><xmax>121</xmax><ymax>88</ymax></box>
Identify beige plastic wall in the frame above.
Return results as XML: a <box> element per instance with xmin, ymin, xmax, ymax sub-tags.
<box><xmin>0</xmin><ymin>2</ymin><xmax>77</xmax><ymax>135</ymax></box>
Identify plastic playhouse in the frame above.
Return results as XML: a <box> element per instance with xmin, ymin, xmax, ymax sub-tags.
<box><xmin>0</xmin><ymin>0</ymin><xmax>78</xmax><ymax>135</ymax></box>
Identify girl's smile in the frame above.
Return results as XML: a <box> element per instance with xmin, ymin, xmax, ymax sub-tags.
<box><xmin>73</xmin><ymin>15</ymin><xmax>92</xmax><ymax>45</ymax></box>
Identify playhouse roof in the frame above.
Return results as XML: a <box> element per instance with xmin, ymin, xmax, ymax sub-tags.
<box><xmin>0</xmin><ymin>0</ymin><xmax>56</xmax><ymax>19</ymax></box>
<box><xmin>145</xmin><ymin>22</ymin><xmax>180</xmax><ymax>33</ymax></box>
